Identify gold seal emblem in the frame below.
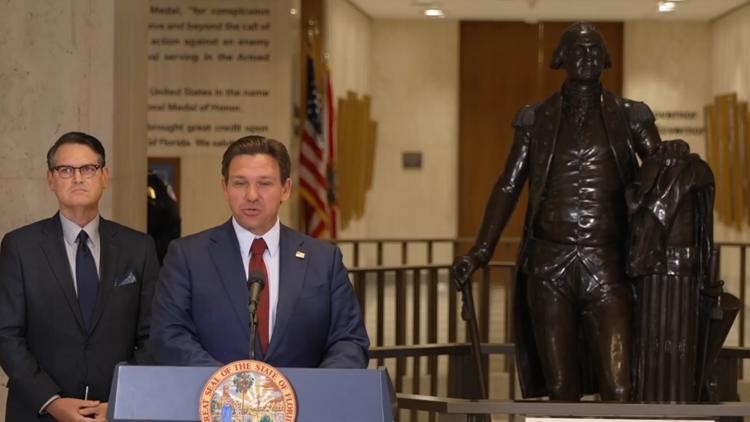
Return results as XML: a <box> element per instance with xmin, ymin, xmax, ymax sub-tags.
<box><xmin>199</xmin><ymin>360</ymin><xmax>298</xmax><ymax>422</ymax></box>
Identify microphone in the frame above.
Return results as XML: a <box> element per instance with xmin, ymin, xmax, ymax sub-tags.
<box><xmin>247</xmin><ymin>271</ymin><xmax>265</xmax><ymax>360</ymax></box>
<box><xmin>247</xmin><ymin>271</ymin><xmax>265</xmax><ymax>315</ymax></box>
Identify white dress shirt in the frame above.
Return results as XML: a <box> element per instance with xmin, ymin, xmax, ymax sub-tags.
<box><xmin>231</xmin><ymin>217</ymin><xmax>281</xmax><ymax>341</ymax></box>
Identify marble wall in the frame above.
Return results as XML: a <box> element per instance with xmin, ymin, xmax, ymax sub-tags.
<box><xmin>623</xmin><ymin>20</ymin><xmax>711</xmax><ymax>157</ymax></box>
<box><xmin>711</xmin><ymin>3</ymin><xmax>750</xmax><ymax>243</ymax></box>
<box><xmin>367</xmin><ymin>19</ymin><xmax>459</xmax><ymax>242</ymax></box>
<box><xmin>713</xmin><ymin>4</ymin><xmax>750</xmax><ymax>104</ymax></box>
<box><xmin>325</xmin><ymin>0</ymin><xmax>372</xmax><ymax>98</ymax></box>
<box><xmin>326</xmin><ymin>9</ymin><xmax>459</xmax><ymax>248</ymax></box>
<box><xmin>0</xmin><ymin>0</ymin><xmax>148</xmax><ymax>237</ymax></box>
<box><xmin>324</xmin><ymin>3</ymin><xmax>459</xmax><ymax>265</ymax></box>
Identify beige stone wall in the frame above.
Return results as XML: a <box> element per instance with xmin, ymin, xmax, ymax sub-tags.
<box><xmin>711</xmin><ymin>3</ymin><xmax>750</xmax><ymax>243</ymax></box>
<box><xmin>623</xmin><ymin>20</ymin><xmax>711</xmax><ymax>156</ymax></box>
<box><xmin>324</xmin><ymin>5</ymin><xmax>459</xmax><ymax>265</ymax></box>
<box><xmin>328</xmin><ymin>18</ymin><xmax>459</xmax><ymax>260</ymax></box>
<box><xmin>713</xmin><ymin>4</ymin><xmax>750</xmax><ymax>104</ymax></box>
<box><xmin>367</xmin><ymin>20</ymin><xmax>459</xmax><ymax>242</ymax></box>
<box><xmin>0</xmin><ymin>0</ymin><xmax>148</xmax><ymax>237</ymax></box>
<box><xmin>324</xmin><ymin>0</ymin><xmax>373</xmax><ymax>242</ymax></box>
<box><xmin>112</xmin><ymin>0</ymin><xmax>150</xmax><ymax>231</ymax></box>
<box><xmin>325</xmin><ymin>0</ymin><xmax>372</xmax><ymax>97</ymax></box>
<box><xmin>1</xmin><ymin>1</ymin><xmax>109</xmax><ymax>236</ymax></box>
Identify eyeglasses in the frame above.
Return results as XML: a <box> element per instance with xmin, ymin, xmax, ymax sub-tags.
<box><xmin>52</xmin><ymin>164</ymin><xmax>102</xmax><ymax>179</ymax></box>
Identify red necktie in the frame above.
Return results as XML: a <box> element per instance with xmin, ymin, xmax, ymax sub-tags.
<box><xmin>250</xmin><ymin>238</ymin><xmax>269</xmax><ymax>354</ymax></box>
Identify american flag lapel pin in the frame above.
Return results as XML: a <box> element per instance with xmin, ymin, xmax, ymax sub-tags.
<box><xmin>295</xmin><ymin>250</ymin><xmax>305</xmax><ymax>259</ymax></box>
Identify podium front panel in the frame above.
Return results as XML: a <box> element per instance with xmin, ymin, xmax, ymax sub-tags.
<box><xmin>108</xmin><ymin>364</ymin><xmax>393</xmax><ymax>422</ymax></box>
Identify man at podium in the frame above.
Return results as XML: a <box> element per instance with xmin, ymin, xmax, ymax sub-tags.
<box><xmin>150</xmin><ymin>135</ymin><xmax>369</xmax><ymax>369</ymax></box>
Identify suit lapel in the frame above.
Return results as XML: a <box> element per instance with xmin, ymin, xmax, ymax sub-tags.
<box><xmin>267</xmin><ymin>226</ymin><xmax>308</xmax><ymax>356</ymax></box>
<box><xmin>208</xmin><ymin>220</ymin><xmax>250</xmax><ymax>331</ymax></box>
<box><xmin>88</xmin><ymin>218</ymin><xmax>118</xmax><ymax>334</ymax></box>
<box><xmin>39</xmin><ymin>214</ymin><xmax>86</xmax><ymax>332</ymax></box>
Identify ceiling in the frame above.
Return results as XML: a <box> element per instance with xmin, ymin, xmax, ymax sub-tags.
<box><xmin>348</xmin><ymin>0</ymin><xmax>750</xmax><ymax>21</ymax></box>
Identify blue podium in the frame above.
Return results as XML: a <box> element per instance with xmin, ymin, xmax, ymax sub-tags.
<box><xmin>107</xmin><ymin>364</ymin><xmax>395</xmax><ymax>422</ymax></box>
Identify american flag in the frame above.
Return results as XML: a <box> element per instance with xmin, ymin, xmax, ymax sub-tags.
<box><xmin>299</xmin><ymin>55</ymin><xmax>330</xmax><ymax>238</ymax></box>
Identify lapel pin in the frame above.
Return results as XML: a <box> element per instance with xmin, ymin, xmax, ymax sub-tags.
<box><xmin>295</xmin><ymin>251</ymin><xmax>305</xmax><ymax>259</ymax></box>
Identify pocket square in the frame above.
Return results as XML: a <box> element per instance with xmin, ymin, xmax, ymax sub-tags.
<box><xmin>114</xmin><ymin>270</ymin><xmax>138</xmax><ymax>287</ymax></box>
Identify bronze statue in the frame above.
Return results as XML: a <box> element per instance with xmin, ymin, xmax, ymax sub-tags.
<box><xmin>453</xmin><ymin>22</ymin><xmax>662</xmax><ymax>401</ymax></box>
<box><xmin>627</xmin><ymin>139</ymin><xmax>738</xmax><ymax>402</ymax></box>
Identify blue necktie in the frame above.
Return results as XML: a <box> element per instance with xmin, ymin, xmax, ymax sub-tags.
<box><xmin>76</xmin><ymin>230</ymin><xmax>99</xmax><ymax>331</ymax></box>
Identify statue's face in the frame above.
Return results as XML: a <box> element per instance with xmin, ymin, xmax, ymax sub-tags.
<box><xmin>563</xmin><ymin>33</ymin><xmax>606</xmax><ymax>83</ymax></box>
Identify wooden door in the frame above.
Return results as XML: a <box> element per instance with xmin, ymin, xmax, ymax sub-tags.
<box><xmin>458</xmin><ymin>21</ymin><xmax>623</xmax><ymax>257</ymax></box>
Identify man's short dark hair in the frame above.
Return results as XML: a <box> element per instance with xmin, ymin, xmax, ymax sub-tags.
<box><xmin>221</xmin><ymin>135</ymin><xmax>291</xmax><ymax>182</ymax></box>
<box><xmin>550</xmin><ymin>21</ymin><xmax>612</xmax><ymax>70</ymax></box>
<box><xmin>46</xmin><ymin>131</ymin><xmax>106</xmax><ymax>170</ymax></box>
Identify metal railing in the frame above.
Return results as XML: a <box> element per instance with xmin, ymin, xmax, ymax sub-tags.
<box><xmin>349</xmin><ymin>261</ymin><xmax>515</xmax><ymax>421</ymax></box>
<box><xmin>335</xmin><ymin>237</ymin><xmax>520</xmax><ymax>268</ymax></box>
<box><xmin>338</xmin><ymin>237</ymin><xmax>750</xmax><ymax>349</ymax></box>
<box><xmin>338</xmin><ymin>237</ymin><xmax>750</xmax><ymax>421</ymax></box>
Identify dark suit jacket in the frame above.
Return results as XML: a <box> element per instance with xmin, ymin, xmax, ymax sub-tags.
<box><xmin>0</xmin><ymin>214</ymin><xmax>159</xmax><ymax>421</ymax></box>
<box><xmin>150</xmin><ymin>220</ymin><xmax>369</xmax><ymax>368</ymax></box>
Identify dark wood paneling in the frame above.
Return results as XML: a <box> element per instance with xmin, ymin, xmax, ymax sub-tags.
<box><xmin>458</xmin><ymin>21</ymin><xmax>623</xmax><ymax>252</ymax></box>
<box><xmin>458</xmin><ymin>22</ymin><xmax>538</xmax><ymax>246</ymax></box>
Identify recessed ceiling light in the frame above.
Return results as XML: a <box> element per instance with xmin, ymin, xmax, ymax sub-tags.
<box><xmin>424</xmin><ymin>8</ymin><xmax>445</xmax><ymax>18</ymax></box>
<box><xmin>658</xmin><ymin>1</ymin><xmax>676</xmax><ymax>12</ymax></box>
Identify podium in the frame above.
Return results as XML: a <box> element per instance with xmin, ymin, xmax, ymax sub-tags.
<box><xmin>107</xmin><ymin>364</ymin><xmax>395</xmax><ymax>422</ymax></box>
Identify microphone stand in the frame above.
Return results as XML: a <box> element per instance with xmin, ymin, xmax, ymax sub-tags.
<box><xmin>247</xmin><ymin>271</ymin><xmax>265</xmax><ymax>360</ymax></box>
<box><xmin>249</xmin><ymin>304</ymin><xmax>259</xmax><ymax>360</ymax></box>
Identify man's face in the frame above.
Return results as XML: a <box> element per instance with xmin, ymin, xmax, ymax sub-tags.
<box><xmin>563</xmin><ymin>35</ymin><xmax>606</xmax><ymax>83</ymax></box>
<box><xmin>222</xmin><ymin>153</ymin><xmax>291</xmax><ymax>235</ymax></box>
<box><xmin>47</xmin><ymin>143</ymin><xmax>109</xmax><ymax>214</ymax></box>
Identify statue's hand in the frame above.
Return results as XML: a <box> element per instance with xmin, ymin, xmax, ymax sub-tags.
<box><xmin>452</xmin><ymin>254</ymin><xmax>479</xmax><ymax>291</ymax></box>
<box><xmin>659</xmin><ymin>139</ymin><xmax>690</xmax><ymax>166</ymax></box>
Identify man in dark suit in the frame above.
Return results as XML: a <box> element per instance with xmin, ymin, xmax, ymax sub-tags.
<box><xmin>150</xmin><ymin>135</ymin><xmax>369</xmax><ymax>368</ymax></box>
<box><xmin>0</xmin><ymin>132</ymin><xmax>159</xmax><ymax>421</ymax></box>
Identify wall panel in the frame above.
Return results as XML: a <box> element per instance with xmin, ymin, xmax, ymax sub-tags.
<box><xmin>458</xmin><ymin>21</ymin><xmax>623</xmax><ymax>253</ymax></box>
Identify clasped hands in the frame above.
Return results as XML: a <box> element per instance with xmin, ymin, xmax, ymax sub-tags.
<box><xmin>47</xmin><ymin>397</ymin><xmax>108</xmax><ymax>422</ymax></box>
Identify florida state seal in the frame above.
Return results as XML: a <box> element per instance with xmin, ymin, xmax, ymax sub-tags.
<box><xmin>199</xmin><ymin>360</ymin><xmax>298</xmax><ymax>422</ymax></box>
